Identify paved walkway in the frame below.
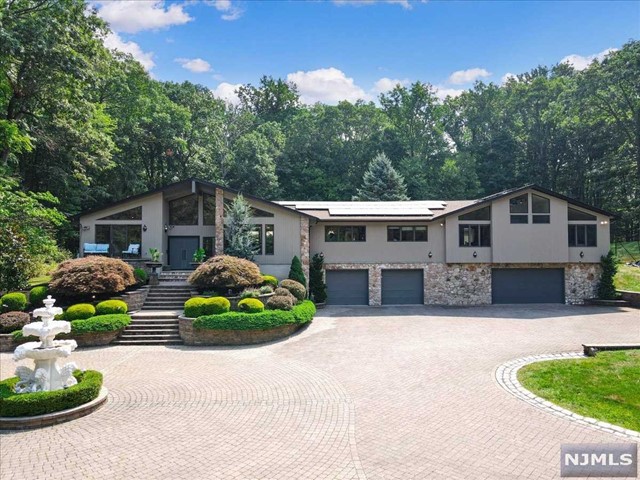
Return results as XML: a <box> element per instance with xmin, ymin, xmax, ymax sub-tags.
<box><xmin>0</xmin><ymin>305</ymin><xmax>638</xmax><ymax>479</ymax></box>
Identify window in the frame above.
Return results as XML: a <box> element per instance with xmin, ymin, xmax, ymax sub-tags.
<box><xmin>203</xmin><ymin>237</ymin><xmax>215</xmax><ymax>257</ymax></box>
<box><xmin>458</xmin><ymin>206</ymin><xmax>491</xmax><ymax>221</ymax></box>
<box><xmin>509</xmin><ymin>194</ymin><xmax>528</xmax><ymax>224</ymax></box>
<box><xmin>223</xmin><ymin>198</ymin><xmax>274</xmax><ymax>217</ymax></box>
<box><xmin>250</xmin><ymin>224</ymin><xmax>262</xmax><ymax>254</ymax></box>
<box><xmin>203</xmin><ymin>194</ymin><xmax>216</xmax><ymax>225</ymax></box>
<box><xmin>568</xmin><ymin>224</ymin><xmax>597</xmax><ymax>247</ymax></box>
<box><xmin>387</xmin><ymin>226</ymin><xmax>428</xmax><ymax>242</ymax></box>
<box><xmin>98</xmin><ymin>206</ymin><xmax>142</xmax><ymax>221</ymax></box>
<box><xmin>532</xmin><ymin>194</ymin><xmax>550</xmax><ymax>224</ymax></box>
<box><xmin>459</xmin><ymin>224</ymin><xmax>491</xmax><ymax>247</ymax></box>
<box><xmin>325</xmin><ymin>226</ymin><xmax>366</xmax><ymax>242</ymax></box>
<box><xmin>265</xmin><ymin>225</ymin><xmax>274</xmax><ymax>255</ymax></box>
<box><xmin>169</xmin><ymin>195</ymin><xmax>198</xmax><ymax>225</ymax></box>
<box><xmin>568</xmin><ymin>207</ymin><xmax>596</xmax><ymax>221</ymax></box>
<box><xmin>95</xmin><ymin>224</ymin><xmax>142</xmax><ymax>257</ymax></box>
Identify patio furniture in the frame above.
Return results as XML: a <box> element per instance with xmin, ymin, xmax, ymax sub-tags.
<box><xmin>83</xmin><ymin>243</ymin><xmax>110</xmax><ymax>256</ymax></box>
<box><xmin>122</xmin><ymin>244</ymin><xmax>141</xmax><ymax>258</ymax></box>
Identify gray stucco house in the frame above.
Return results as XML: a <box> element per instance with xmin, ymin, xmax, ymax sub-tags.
<box><xmin>77</xmin><ymin>179</ymin><xmax>613</xmax><ymax>306</ymax></box>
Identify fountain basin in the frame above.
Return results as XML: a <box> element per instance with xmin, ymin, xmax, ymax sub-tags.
<box><xmin>22</xmin><ymin>320</ymin><xmax>71</xmax><ymax>339</ymax></box>
<box><xmin>13</xmin><ymin>340</ymin><xmax>77</xmax><ymax>361</ymax></box>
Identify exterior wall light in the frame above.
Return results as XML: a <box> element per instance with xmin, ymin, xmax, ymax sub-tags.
<box><xmin>473</xmin><ymin>251</ymin><xmax>478</xmax><ymax>258</ymax></box>
<box><xmin>143</xmin><ymin>225</ymin><xmax>148</xmax><ymax>232</ymax></box>
<box><xmin>428</xmin><ymin>251</ymin><xmax>433</xmax><ymax>258</ymax></box>
<box><xmin>579</xmin><ymin>251</ymin><xmax>584</xmax><ymax>258</ymax></box>
<box><xmin>82</xmin><ymin>225</ymin><xmax>90</xmax><ymax>231</ymax></box>
<box><xmin>164</xmin><ymin>224</ymin><xmax>168</xmax><ymax>233</ymax></box>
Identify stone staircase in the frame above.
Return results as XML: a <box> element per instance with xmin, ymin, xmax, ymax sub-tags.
<box><xmin>114</xmin><ymin>271</ymin><xmax>193</xmax><ymax>346</ymax></box>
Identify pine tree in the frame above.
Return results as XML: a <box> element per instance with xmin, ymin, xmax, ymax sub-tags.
<box><xmin>597</xmin><ymin>251</ymin><xmax>618</xmax><ymax>300</ymax></box>
<box><xmin>309</xmin><ymin>253</ymin><xmax>327</xmax><ymax>303</ymax></box>
<box><xmin>353</xmin><ymin>153</ymin><xmax>410</xmax><ymax>201</ymax></box>
<box><xmin>288</xmin><ymin>255</ymin><xmax>306</xmax><ymax>287</ymax></box>
<box><xmin>224</xmin><ymin>195</ymin><xmax>258</xmax><ymax>260</ymax></box>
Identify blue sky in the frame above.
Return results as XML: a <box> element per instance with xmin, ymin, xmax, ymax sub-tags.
<box><xmin>96</xmin><ymin>0</ymin><xmax>640</xmax><ymax>103</ymax></box>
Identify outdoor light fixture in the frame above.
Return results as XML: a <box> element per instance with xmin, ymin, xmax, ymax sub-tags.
<box><xmin>82</xmin><ymin>225</ymin><xmax>90</xmax><ymax>231</ymax></box>
<box><xmin>164</xmin><ymin>224</ymin><xmax>168</xmax><ymax>233</ymax></box>
<box><xmin>473</xmin><ymin>251</ymin><xmax>478</xmax><ymax>258</ymax></box>
<box><xmin>580</xmin><ymin>251</ymin><xmax>585</xmax><ymax>258</ymax></box>
<box><xmin>143</xmin><ymin>225</ymin><xmax>148</xmax><ymax>232</ymax></box>
<box><xmin>428</xmin><ymin>251</ymin><xmax>433</xmax><ymax>258</ymax></box>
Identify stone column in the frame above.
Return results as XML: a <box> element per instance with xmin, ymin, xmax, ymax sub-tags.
<box><xmin>369</xmin><ymin>265</ymin><xmax>382</xmax><ymax>306</ymax></box>
<box><xmin>300</xmin><ymin>217</ymin><xmax>310</xmax><ymax>284</ymax></box>
<box><xmin>214</xmin><ymin>188</ymin><xmax>224</xmax><ymax>255</ymax></box>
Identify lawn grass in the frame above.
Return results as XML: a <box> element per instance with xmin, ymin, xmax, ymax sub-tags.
<box><xmin>27</xmin><ymin>275</ymin><xmax>51</xmax><ymax>287</ymax></box>
<box><xmin>518</xmin><ymin>350</ymin><xmax>640</xmax><ymax>432</ymax></box>
<box><xmin>615</xmin><ymin>264</ymin><xmax>640</xmax><ymax>292</ymax></box>
<box><xmin>614</xmin><ymin>240</ymin><xmax>640</xmax><ymax>263</ymax></box>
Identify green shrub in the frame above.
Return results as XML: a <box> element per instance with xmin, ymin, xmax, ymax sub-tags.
<box><xmin>1</xmin><ymin>292</ymin><xmax>27</xmax><ymax>312</ymax></box>
<box><xmin>95</xmin><ymin>299</ymin><xmax>128</xmax><ymax>315</ymax></box>
<box><xmin>239</xmin><ymin>288</ymin><xmax>260</xmax><ymax>299</ymax></box>
<box><xmin>184</xmin><ymin>296</ymin><xmax>231</xmax><ymax>318</ymax></box>
<box><xmin>288</xmin><ymin>256</ymin><xmax>306</xmax><ymax>287</ymax></box>
<box><xmin>134</xmin><ymin>268</ymin><xmax>148</xmax><ymax>285</ymax></box>
<box><xmin>259</xmin><ymin>285</ymin><xmax>273</xmax><ymax>294</ymax></box>
<box><xmin>0</xmin><ymin>370</ymin><xmax>103</xmax><ymax>417</ymax></box>
<box><xmin>279</xmin><ymin>279</ymin><xmax>306</xmax><ymax>301</ymax></box>
<box><xmin>261</xmin><ymin>275</ymin><xmax>278</xmax><ymax>288</ymax></box>
<box><xmin>28</xmin><ymin>286</ymin><xmax>49</xmax><ymax>308</ymax></box>
<box><xmin>266</xmin><ymin>294</ymin><xmax>294</xmax><ymax>311</ymax></box>
<box><xmin>70</xmin><ymin>314</ymin><xmax>130</xmax><ymax>334</ymax></box>
<box><xmin>50</xmin><ymin>257</ymin><xmax>136</xmax><ymax>296</ymax></box>
<box><xmin>309</xmin><ymin>252</ymin><xmax>327</xmax><ymax>303</ymax></box>
<box><xmin>188</xmin><ymin>255</ymin><xmax>263</xmax><ymax>291</ymax></box>
<box><xmin>0</xmin><ymin>311</ymin><xmax>30</xmax><ymax>334</ymax></box>
<box><xmin>598</xmin><ymin>251</ymin><xmax>619</xmax><ymax>300</ymax></box>
<box><xmin>64</xmin><ymin>303</ymin><xmax>96</xmax><ymax>321</ymax></box>
<box><xmin>238</xmin><ymin>298</ymin><xmax>265</xmax><ymax>313</ymax></box>
<box><xmin>195</xmin><ymin>300</ymin><xmax>315</xmax><ymax>330</ymax></box>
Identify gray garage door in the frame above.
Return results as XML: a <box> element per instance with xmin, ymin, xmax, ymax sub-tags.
<box><xmin>382</xmin><ymin>269</ymin><xmax>424</xmax><ymax>305</ymax></box>
<box><xmin>326</xmin><ymin>270</ymin><xmax>369</xmax><ymax>305</ymax></box>
<box><xmin>492</xmin><ymin>268</ymin><xmax>565</xmax><ymax>304</ymax></box>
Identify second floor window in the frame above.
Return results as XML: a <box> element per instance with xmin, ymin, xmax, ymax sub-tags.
<box><xmin>325</xmin><ymin>226</ymin><xmax>366</xmax><ymax>242</ymax></box>
<box><xmin>509</xmin><ymin>194</ymin><xmax>528</xmax><ymax>224</ymax></box>
<box><xmin>568</xmin><ymin>224</ymin><xmax>597</xmax><ymax>247</ymax></box>
<box><xmin>459</xmin><ymin>224</ymin><xmax>491</xmax><ymax>247</ymax></box>
<box><xmin>169</xmin><ymin>195</ymin><xmax>198</xmax><ymax>225</ymax></box>
<box><xmin>387</xmin><ymin>226</ymin><xmax>428</xmax><ymax>242</ymax></box>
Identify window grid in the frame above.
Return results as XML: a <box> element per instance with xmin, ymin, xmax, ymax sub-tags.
<box><xmin>325</xmin><ymin>226</ymin><xmax>366</xmax><ymax>242</ymax></box>
<box><xmin>387</xmin><ymin>226</ymin><xmax>428</xmax><ymax>242</ymax></box>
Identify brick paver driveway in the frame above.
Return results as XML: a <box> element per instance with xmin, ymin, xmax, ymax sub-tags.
<box><xmin>1</xmin><ymin>305</ymin><xmax>638</xmax><ymax>479</ymax></box>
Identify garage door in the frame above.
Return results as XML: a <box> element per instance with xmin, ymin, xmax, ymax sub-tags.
<box><xmin>326</xmin><ymin>270</ymin><xmax>369</xmax><ymax>305</ymax></box>
<box><xmin>382</xmin><ymin>269</ymin><xmax>424</xmax><ymax>305</ymax></box>
<box><xmin>492</xmin><ymin>268</ymin><xmax>565</xmax><ymax>304</ymax></box>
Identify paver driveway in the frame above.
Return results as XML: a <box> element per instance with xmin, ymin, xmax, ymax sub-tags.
<box><xmin>1</xmin><ymin>305</ymin><xmax>638</xmax><ymax>479</ymax></box>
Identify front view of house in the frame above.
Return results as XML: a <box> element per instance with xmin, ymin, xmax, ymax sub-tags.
<box><xmin>77</xmin><ymin>179</ymin><xmax>612</xmax><ymax>306</ymax></box>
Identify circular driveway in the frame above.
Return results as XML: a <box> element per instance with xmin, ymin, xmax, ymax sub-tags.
<box><xmin>1</xmin><ymin>305</ymin><xmax>638</xmax><ymax>479</ymax></box>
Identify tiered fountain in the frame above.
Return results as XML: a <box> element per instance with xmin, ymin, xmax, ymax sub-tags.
<box><xmin>13</xmin><ymin>295</ymin><xmax>79</xmax><ymax>393</ymax></box>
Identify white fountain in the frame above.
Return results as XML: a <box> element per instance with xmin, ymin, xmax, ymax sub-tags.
<box><xmin>13</xmin><ymin>295</ymin><xmax>78</xmax><ymax>393</ymax></box>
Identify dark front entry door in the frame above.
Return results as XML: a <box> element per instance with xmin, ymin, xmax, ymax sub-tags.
<box><xmin>168</xmin><ymin>236</ymin><xmax>199</xmax><ymax>270</ymax></box>
<box><xmin>491</xmin><ymin>268</ymin><xmax>565</xmax><ymax>304</ymax></box>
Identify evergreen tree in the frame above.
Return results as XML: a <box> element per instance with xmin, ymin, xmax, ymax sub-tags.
<box><xmin>224</xmin><ymin>195</ymin><xmax>258</xmax><ymax>260</ymax></box>
<box><xmin>353</xmin><ymin>153</ymin><xmax>409</xmax><ymax>201</ymax></box>
<box><xmin>597</xmin><ymin>251</ymin><xmax>618</xmax><ymax>300</ymax></box>
<box><xmin>309</xmin><ymin>253</ymin><xmax>327</xmax><ymax>303</ymax></box>
<box><xmin>288</xmin><ymin>255</ymin><xmax>306</xmax><ymax>287</ymax></box>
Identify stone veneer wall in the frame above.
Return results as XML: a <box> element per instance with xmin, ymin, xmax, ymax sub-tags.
<box><xmin>214</xmin><ymin>187</ymin><xmax>225</xmax><ymax>255</ymax></box>
<box><xmin>325</xmin><ymin>262</ymin><xmax>601</xmax><ymax>306</ymax></box>
<box><xmin>300</xmin><ymin>217</ymin><xmax>310</xmax><ymax>284</ymax></box>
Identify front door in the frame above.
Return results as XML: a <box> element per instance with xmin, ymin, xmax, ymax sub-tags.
<box><xmin>168</xmin><ymin>236</ymin><xmax>199</xmax><ymax>270</ymax></box>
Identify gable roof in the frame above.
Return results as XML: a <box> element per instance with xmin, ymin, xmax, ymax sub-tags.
<box><xmin>74</xmin><ymin>178</ymin><xmax>317</xmax><ymax>220</ymax></box>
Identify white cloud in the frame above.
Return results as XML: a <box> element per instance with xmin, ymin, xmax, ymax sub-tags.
<box><xmin>372</xmin><ymin>77</ymin><xmax>410</xmax><ymax>94</ymax></box>
<box><xmin>287</xmin><ymin>67</ymin><xmax>370</xmax><ymax>104</ymax></box>
<box><xmin>333</xmin><ymin>0</ymin><xmax>412</xmax><ymax>9</ymax></box>
<box><xmin>448</xmin><ymin>68</ymin><xmax>491</xmax><ymax>85</ymax></box>
<box><xmin>211</xmin><ymin>82</ymin><xmax>242</xmax><ymax>105</ymax></box>
<box><xmin>95</xmin><ymin>1</ymin><xmax>192</xmax><ymax>34</ymax></box>
<box><xmin>560</xmin><ymin>48</ymin><xmax>617</xmax><ymax>71</ymax></box>
<box><xmin>433</xmin><ymin>86</ymin><xmax>465</xmax><ymax>101</ymax></box>
<box><xmin>103</xmin><ymin>32</ymin><xmax>155</xmax><ymax>71</ymax></box>
<box><xmin>501</xmin><ymin>72</ymin><xmax>517</xmax><ymax>84</ymax></box>
<box><xmin>175</xmin><ymin>58</ymin><xmax>212</xmax><ymax>73</ymax></box>
<box><xmin>209</xmin><ymin>0</ymin><xmax>244</xmax><ymax>20</ymax></box>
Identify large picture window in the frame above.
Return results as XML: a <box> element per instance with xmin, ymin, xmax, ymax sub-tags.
<box><xmin>532</xmin><ymin>194</ymin><xmax>550</xmax><ymax>224</ymax></box>
<box><xmin>509</xmin><ymin>194</ymin><xmax>528</xmax><ymax>224</ymax></box>
<box><xmin>458</xmin><ymin>206</ymin><xmax>491</xmax><ymax>221</ymax></box>
<box><xmin>97</xmin><ymin>206</ymin><xmax>142</xmax><ymax>221</ymax></box>
<box><xmin>387</xmin><ymin>226</ymin><xmax>428</xmax><ymax>242</ymax></box>
<box><xmin>459</xmin><ymin>224</ymin><xmax>491</xmax><ymax>247</ymax></box>
<box><xmin>568</xmin><ymin>224</ymin><xmax>597</xmax><ymax>247</ymax></box>
<box><xmin>203</xmin><ymin>194</ymin><xmax>216</xmax><ymax>225</ymax></box>
<box><xmin>95</xmin><ymin>224</ymin><xmax>142</xmax><ymax>257</ymax></box>
<box><xmin>169</xmin><ymin>195</ymin><xmax>198</xmax><ymax>225</ymax></box>
<box><xmin>568</xmin><ymin>207</ymin><xmax>596</xmax><ymax>221</ymax></box>
<box><xmin>325</xmin><ymin>226</ymin><xmax>366</xmax><ymax>242</ymax></box>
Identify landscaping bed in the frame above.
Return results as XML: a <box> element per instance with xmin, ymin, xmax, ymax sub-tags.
<box><xmin>518</xmin><ymin>350</ymin><xmax>640</xmax><ymax>432</ymax></box>
<box><xmin>180</xmin><ymin>300</ymin><xmax>315</xmax><ymax>346</ymax></box>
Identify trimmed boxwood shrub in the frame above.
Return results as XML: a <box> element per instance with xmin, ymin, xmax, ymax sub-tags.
<box><xmin>12</xmin><ymin>314</ymin><xmax>130</xmax><ymax>341</ymax></box>
<box><xmin>266</xmin><ymin>294</ymin><xmax>294</xmax><ymax>311</ymax></box>
<box><xmin>29</xmin><ymin>286</ymin><xmax>49</xmax><ymax>308</ymax></box>
<box><xmin>0</xmin><ymin>311</ymin><xmax>30</xmax><ymax>334</ymax></box>
<box><xmin>261</xmin><ymin>275</ymin><xmax>278</xmax><ymax>288</ymax></box>
<box><xmin>133</xmin><ymin>267</ymin><xmax>148</xmax><ymax>285</ymax></box>
<box><xmin>95</xmin><ymin>300</ymin><xmax>128</xmax><ymax>315</ymax></box>
<box><xmin>64</xmin><ymin>303</ymin><xmax>96</xmax><ymax>321</ymax></box>
<box><xmin>194</xmin><ymin>300</ymin><xmax>315</xmax><ymax>331</ymax></box>
<box><xmin>188</xmin><ymin>255</ymin><xmax>263</xmax><ymax>291</ymax></box>
<box><xmin>0</xmin><ymin>370</ymin><xmax>103</xmax><ymax>417</ymax></box>
<box><xmin>238</xmin><ymin>298</ymin><xmax>265</xmax><ymax>313</ymax></box>
<box><xmin>279</xmin><ymin>279</ymin><xmax>306</xmax><ymax>301</ymax></box>
<box><xmin>1</xmin><ymin>293</ymin><xmax>27</xmax><ymax>312</ymax></box>
<box><xmin>50</xmin><ymin>257</ymin><xmax>136</xmax><ymax>296</ymax></box>
<box><xmin>184</xmin><ymin>296</ymin><xmax>231</xmax><ymax>318</ymax></box>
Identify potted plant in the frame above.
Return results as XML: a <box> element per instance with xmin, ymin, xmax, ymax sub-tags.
<box><xmin>145</xmin><ymin>248</ymin><xmax>163</xmax><ymax>285</ymax></box>
<box><xmin>190</xmin><ymin>248</ymin><xmax>206</xmax><ymax>268</ymax></box>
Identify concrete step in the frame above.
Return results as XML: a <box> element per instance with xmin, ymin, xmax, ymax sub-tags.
<box><xmin>127</xmin><ymin>323</ymin><xmax>179</xmax><ymax>329</ymax></box>
<box><xmin>122</xmin><ymin>328</ymin><xmax>179</xmax><ymax>335</ymax></box>
<box><xmin>142</xmin><ymin>306</ymin><xmax>185</xmax><ymax>310</ymax></box>
<box><xmin>143</xmin><ymin>302</ymin><xmax>186</xmax><ymax>307</ymax></box>
<box><xmin>145</xmin><ymin>296</ymin><xmax>191</xmax><ymax>301</ymax></box>
<box><xmin>112</xmin><ymin>339</ymin><xmax>184</xmax><ymax>346</ymax></box>
<box><xmin>131</xmin><ymin>312</ymin><xmax>180</xmax><ymax>320</ymax></box>
<box><xmin>118</xmin><ymin>333</ymin><xmax>182</xmax><ymax>340</ymax></box>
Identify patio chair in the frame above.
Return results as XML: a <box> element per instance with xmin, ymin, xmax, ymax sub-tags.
<box><xmin>122</xmin><ymin>244</ymin><xmax>140</xmax><ymax>257</ymax></box>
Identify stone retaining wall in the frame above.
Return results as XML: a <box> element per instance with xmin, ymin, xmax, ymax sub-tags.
<box><xmin>325</xmin><ymin>262</ymin><xmax>601</xmax><ymax>306</ymax></box>
<box><xmin>0</xmin><ymin>329</ymin><xmax>124</xmax><ymax>352</ymax></box>
<box><xmin>112</xmin><ymin>286</ymin><xmax>149</xmax><ymax>312</ymax></box>
<box><xmin>179</xmin><ymin>316</ymin><xmax>305</xmax><ymax>346</ymax></box>
<box><xmin>618</xmin><ymin>290</ymin><xmax>640</xmax><ymax>307</ymax></box>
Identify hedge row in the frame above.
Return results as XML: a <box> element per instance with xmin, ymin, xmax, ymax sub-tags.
<box><xmin>12</xmin><ymin>314</ymin><xmax>131</xmax><ymax>341</ymax></box>
<box><xmin>0</xmin><ymin>370</ymin><xmax>103</xmax><ymax>417</ymax></box>
<box><xmin>194</xmin><ymin>300</ymin><xmax>316</xmax><ymax>331</ymax></box>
